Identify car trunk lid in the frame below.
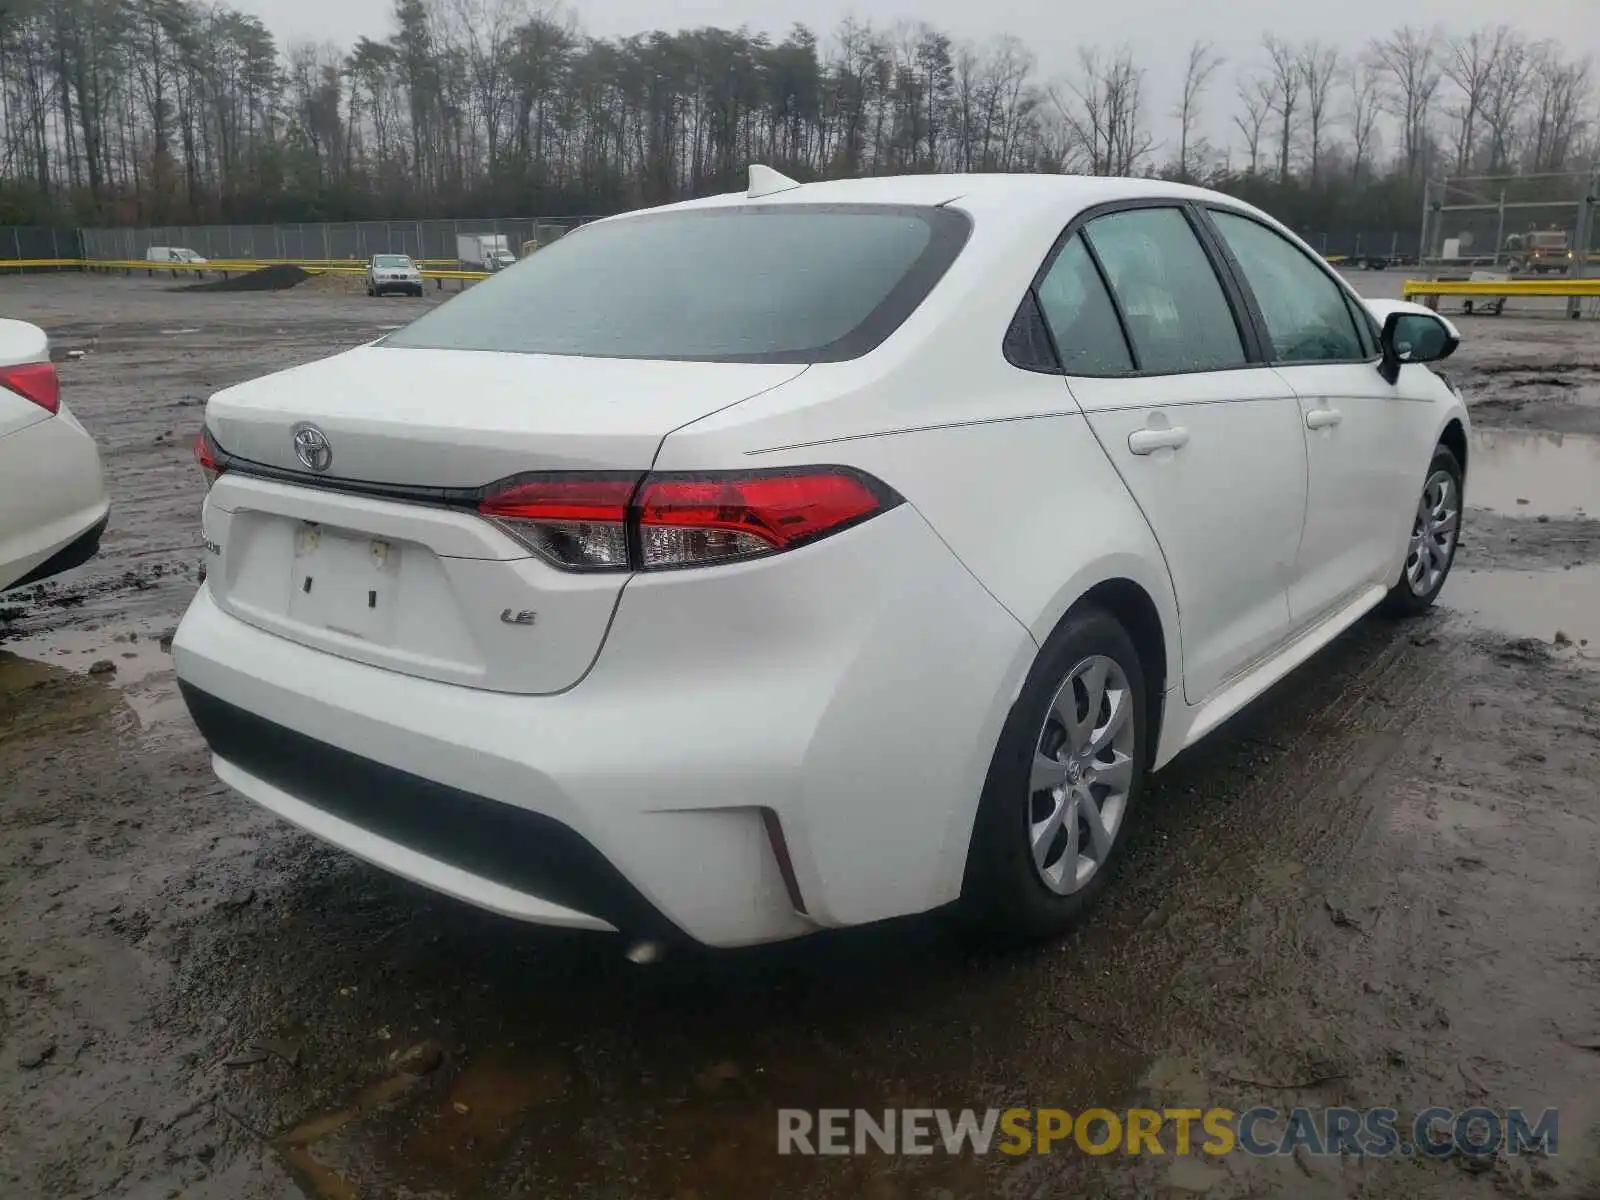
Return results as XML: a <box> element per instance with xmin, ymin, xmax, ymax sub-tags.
<box><xmin>202</xmin><ymin>346</ymin><xmax>806</xmax><ymax>694</ymax></box>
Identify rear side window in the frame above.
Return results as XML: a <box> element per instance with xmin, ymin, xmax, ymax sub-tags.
<box><xmin>1034</xmin><ymin>234</ymin><xmax>1133</xmax><ymax>375</ymax></box>
<box><xmin>1083</xmin><ymin>208</ymin><xmax>1246</xmax><ymax>374</ymax></box>
<box><xmin>1209</xmin><ymin>211</ymin><xmax>1368</xmax><ymax>363</ymax></box>
<box><xmin>382</xmin><ymin>205</ymin><xmax>971</xmax><ymax>364</ymax></box>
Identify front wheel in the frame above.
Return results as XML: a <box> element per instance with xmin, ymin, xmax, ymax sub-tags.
<box><xmin>962</xmin><ymin>607</ymin><xmax>1149</xmax><ymax>940</ymax></box>
<box><xmin>1380</xmin><ymin>444</ymin><xmax>1464</xmax><ymax>617</ymax></box>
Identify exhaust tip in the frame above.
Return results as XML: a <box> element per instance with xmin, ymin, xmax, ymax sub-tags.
<box><xmin>624</xmin><ymin>939</ymin><xmax>664</xmax><ymax>965</ymax></box>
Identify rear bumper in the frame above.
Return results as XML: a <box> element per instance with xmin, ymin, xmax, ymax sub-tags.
<box><xmin>173</xmin><ymin>505</ymin><xmax>1036</xmax><ymax>946</ymax></box>
<box><xmin>7</xmin><ymin>512</ymin><xmax>108</xmax><ymax>591</ymax></box>
<box><xmin>0</xmin><ymin>403</ymin><xmax>109</xmax><ymax>593</ymax></box>
<box><xmin>180</xmin><ymin>682</ymin><xmax>664</xmax><ymax>935</ymax></box>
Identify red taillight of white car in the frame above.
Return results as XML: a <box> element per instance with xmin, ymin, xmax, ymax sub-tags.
<box><xmin>194</xmin><ymin>426</ymin><xmax>226</xmax><ymax>490</ymax></box>
<box><xmin>0</xmin><ymin>361</ymin><xmax>61</xmax><ymax>415</ymax></box>
<box><xmin>478</xmin><ymin>468</ymin><xmax>901</xmax><ymax>572</ymax></box>
<box><xmin>479</xmin><ymin>475</ymin><xmax>636</xmax><ymax>570</ymax></box>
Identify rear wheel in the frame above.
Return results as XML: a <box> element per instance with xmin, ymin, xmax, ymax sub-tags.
<box><xmin>1380</xmin><ymin>444</ymin><xmax>1463</xmax><ymax>617</ymax></box>
<box><xmin>963</xmin><ymin>607</ymin><xmax>1148</xmax><ymax>940</ymax></box>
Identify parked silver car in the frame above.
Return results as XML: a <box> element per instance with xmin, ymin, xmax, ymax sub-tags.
<box><xmin>365</xmin><ymin>254</ymin><xmax>423</xmax><ymax>298</ymax></box>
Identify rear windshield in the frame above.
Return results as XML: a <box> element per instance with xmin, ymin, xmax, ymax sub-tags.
<box><xmin>374</xmin><ymin>255</ymin><xmax>412</xmax><ymax>267</ymax></box>
<box><xmin>380</xmin><ymin>204</ymin><xmax>971</xmax><ymax>363</ymax></box>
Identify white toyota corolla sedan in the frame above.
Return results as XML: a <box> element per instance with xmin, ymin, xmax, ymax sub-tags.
<box><xmin>173</xmin><ymin>169</ymin><xmax>1468</xmax><ymax>948</ymax></box>
<box><xmin>0</xmin><ymin>319</ymin><xmax>110</xmax><ymax>594</ymax></box>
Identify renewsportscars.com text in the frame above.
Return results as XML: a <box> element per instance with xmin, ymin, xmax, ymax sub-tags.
<box><xmin>777</xmin><ymin>1106</ymin><xmax>1559</xmax><ymax>1158</ymax></box>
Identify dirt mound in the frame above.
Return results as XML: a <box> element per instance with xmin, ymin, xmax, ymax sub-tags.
<box><xmin>297</xmin><ymin>270</ymin><xmax>368</xmax><ymax>295</ymax></box>
<box><xmin>173</xmin><ymin>263</ymin><xmax>312</xmax><ymax>293</ymax></box>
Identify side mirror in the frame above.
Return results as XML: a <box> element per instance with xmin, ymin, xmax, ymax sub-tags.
<box><xmin>1379</xmin><ymin>311</ymin><xmax>1459</xmax><ymax>384</ymax></box>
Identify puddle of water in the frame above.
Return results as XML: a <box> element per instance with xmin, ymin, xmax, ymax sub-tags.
<box><xmin>0</xmin><ymin>619</ymin><xmax>182</xmax><ymax>728</ymax></box>
<box><xmin>1467</xmin><ymin>428</ymin><xmax>1600</xmax><ymax>517</ymax></box>
<box><xmin>1443</xmin><ymin>564</ymin><xmax>1600</xmax><ymax>663</ymax></box>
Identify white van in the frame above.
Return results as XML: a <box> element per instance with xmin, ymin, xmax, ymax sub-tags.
<box><xmin>146</xmin><ymin>247</ymin><xmax>210</xmax><ymax>265</ymax></box>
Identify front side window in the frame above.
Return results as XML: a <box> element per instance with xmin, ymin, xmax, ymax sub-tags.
<box><xmin>382</xmin><ymin>205</ymin><xmax>971</xmax><ymax>364</ymax></box>
<box><xmin>1083</xmin><ymin>208</ymin><xmax>1246</xmax><ymax>374</ymax></box>
<box><xmin>1034</xmin><ymin>233</ymin><xmax>1133</xmax><ymax>375</ymax></box>
<box><xmin>1209</xmin><ymin>211</ymin><xmax>1367</xmax><ymax>363</ymax></box>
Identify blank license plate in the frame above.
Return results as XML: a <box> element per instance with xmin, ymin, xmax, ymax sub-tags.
<box><xmin>286</xmin><ymin>523</ymin><xmax>400</xmax><ymax>642</ymax></box>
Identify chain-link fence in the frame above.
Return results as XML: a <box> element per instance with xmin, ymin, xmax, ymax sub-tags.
<box><xmin>8</xmin><ymin>217</ymin><xmax>1423</xmax><ymax>268</ymax></box>
<box><xmin>1420</xmin><ymin>172</ymin><xmax>1600</xmax><ymax>271</ymax></box>
<box><xmin>1298</xmin><ymin>231</ymin><xmax>1420</xmax><ymax>262</ymax></box>
<box><xmin>75</xmin><ymin>218</ymin><xmax>1418</xmax><ymax>267</ymax></box>
<box><xmin>79</xmin><ymin>217</ymin><xmax>594</xmax><ymax>264</ymax></box>
<box><xmin>0</xmin><ymin>226</ymin><xmax>84</xmax><ymax>266</ymax></box>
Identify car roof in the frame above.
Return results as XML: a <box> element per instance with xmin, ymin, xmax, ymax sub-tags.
<box><xmin>634</xmin><ymin>172</ymin><xmax>1240</xmax><ymax>224</ymax></box>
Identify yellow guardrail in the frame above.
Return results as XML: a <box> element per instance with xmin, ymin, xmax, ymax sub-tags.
<box><xmin>0</xmin><ymin>257</ymin><xmax>483</xmax><ymax>279</ymax></box>
<box><xmin>86</xmin><ymin>258</ymin><xmax>490</xmax><ymax>279</ymax></box>
<box><xmin>1402</xmin><ymin>277</ymin><xmax>1600</xmax><ymax>298</ymax></box>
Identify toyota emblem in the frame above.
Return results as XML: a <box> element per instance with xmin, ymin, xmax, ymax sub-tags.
<box><xmin>292</xmin><ymin>422</ymin><xmax>332</xmax><ymax>473</ymax></box>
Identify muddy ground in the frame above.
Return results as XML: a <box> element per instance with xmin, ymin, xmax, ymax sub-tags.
<box><xmin>1</xmin><ymin>273</ymin><xmax>1598</xmax><ymax>1200</ymax></box>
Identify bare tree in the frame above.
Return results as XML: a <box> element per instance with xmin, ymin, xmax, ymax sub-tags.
<box><xmin>956</xmin><ymin>35</ymin><xmax>1038</xmax><ymax>172</ymax></box>
<box><xmin>1232</xmin><ymin>70</ymin><xmax>1275</xmax><ymax>175</ymax></box>
<box><xmin>1525</xmin><ymin>42</ymin><xmax>1591</xmax><ymax>173</ymax></box>
<box><xmin>1299</xmin><ymin>40</ymin><xmax>1339</xmax><ymax>185</ymax></box>
<box><xmin>1051</xmin><ymin>44</ymin><xmax>1154</xmax><ymax>176</ymax></box>
<box><xmin>1371</xmin><ymin>25</ymin><xmax>1443</xmax><ymax>179</ymax></box>
<box><xmin>1173</xmin><ymin>39</ymin><xmax>1222</xmax><ymax>181</ymax></box>
<box><xmin>1479</xmin><ymin>31</ymin><xmax>1531</xmax><ymax>172</ymax></box>
<box><xmin>1262</xmin><ymin>34</ymin><xmax>1302</xmax><ymax>180</ymax></box>
<box><xmin>1344</xmin><ymin>55</ymin><xmax>1384</xmax><ymax>181</ymax></box>
<box><xmin>1443</xmin><ymin>26</ymin><xmax>1513</xmax><ymax>173</ymax></box>
<box><xmin>445</xmin><ymin>0</ymin><xmax>527</xmax><ymax>171</ymax></box>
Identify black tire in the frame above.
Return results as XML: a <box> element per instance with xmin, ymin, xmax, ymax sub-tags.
<box><xmin>1380</xmin><ymin>444</ymin><xmax>1464</xmax><ymax>617</ymax></box>
<box><xmin>962</xmin><ymin>606</ymin><xmax>1150</xmax><ymax>941</ymax></box>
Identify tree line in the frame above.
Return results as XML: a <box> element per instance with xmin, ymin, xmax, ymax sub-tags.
<box><xmin>0</xmin><ymin>0</ymin><xmax>1595</xmax><ymax>238</ymax></box>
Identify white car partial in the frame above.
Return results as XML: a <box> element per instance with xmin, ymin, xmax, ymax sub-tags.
<box><xmin>173</xmin><ymin>169</ymin><xmax>1468</xmax><ymax>949</ymax></box>
<box><xmin>0</xmin><ymin>320</ymin><xmax>110</xmax><ymax>594</ymax></box>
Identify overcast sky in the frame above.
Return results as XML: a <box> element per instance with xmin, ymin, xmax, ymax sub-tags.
<box><xmin>233</xmin><ymin>0</ymin><xmax>1600</xmax><ymax>155</ymax></box>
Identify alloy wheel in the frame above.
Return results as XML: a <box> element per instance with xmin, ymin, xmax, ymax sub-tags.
<box><xmin>1028</xmin><ymin>655</ymin><xmax>1137</xmax><ymax>895</ymax></box>
<box><xmin>1405</xmin><ymin>469</ymin><xmax>1460</xmax><ymax>597</ymax></box>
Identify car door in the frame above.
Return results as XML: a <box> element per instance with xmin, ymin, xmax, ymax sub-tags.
<box><xmin>1037</xmin><ymin>205</ymin><xmax>1308</xmax><ymax>704</ymax></box>
<box><xmin>1203</xmin><ymin>208</ymin><xmax>1436</xmax><ymax>628</ymax></box>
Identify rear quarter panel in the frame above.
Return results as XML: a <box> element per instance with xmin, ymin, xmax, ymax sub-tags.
<box><xmin>655</xmin><ymin>327</ymin><xmax>1183</xmax><ymax>705</ymax></box>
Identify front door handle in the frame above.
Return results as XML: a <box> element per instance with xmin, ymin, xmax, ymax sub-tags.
<box><xmin>1128</xmin><ymin>427</ymin><xmax>1190</xmax><ymax>455</ymax></box>
<box><xmin>1305</xmin><ymin>407</ymin><xmax>1344</xmax><ymax>430</ymax></box>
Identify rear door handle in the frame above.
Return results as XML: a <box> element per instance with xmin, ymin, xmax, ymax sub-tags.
<box><xmin>1305</xmin><ymin>408</ymin><xmax>1343</xmax><ymax>430</ymax></box>
<box><xmin>1128</xmin><ymin>427</ymin><xmax>1190</xmax><ymax>455</ymax></box>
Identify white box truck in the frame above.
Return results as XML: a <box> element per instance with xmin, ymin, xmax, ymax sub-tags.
<box><xmin>456</xmin><ymin>234</ymin><xmax>516</xmax><ymax>273</ymax></box>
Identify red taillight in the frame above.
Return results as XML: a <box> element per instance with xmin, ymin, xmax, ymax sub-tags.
<box><xmin>477</xmin><ymin>468</ymin><xmax>899</xmax><ymax>572</ymax></box>
<box><xmin>478</xmin><ymin>474</ymin><xmax>639</xmax><ymax>571</ymax></box>
<box><xmin>637</xmin><ymin>471</ymin><xmax>890</xmax><ymax>568</ymax></box>
<box><xmin>0</xmin><ymin>361</ymin><xmax>60</xmax><ymax>415</ymax></box>
<box><xmin>194</xmin><ymin>427</ymin><xmax>225</xmax><ymax>489</ymax></box>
